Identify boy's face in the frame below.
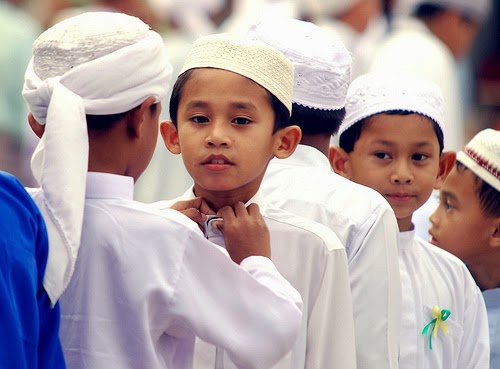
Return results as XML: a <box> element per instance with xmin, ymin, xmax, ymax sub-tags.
<box><xmin>340</xmin><ymin>113</ymin><xmax>443</xmax><ymax>231</ymax></box>
<box><xmin>429</xmin><ymin>166</ymin><xmax>495</xmax><ymax>263</ymax></box>
<box><xmin>163</xmin><ymin>68</ymin><xmax>288</xmax><ymax>206</ymax></box>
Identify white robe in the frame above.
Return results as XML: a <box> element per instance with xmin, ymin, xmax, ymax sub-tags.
<box><xmin>36</xmin><ymin>172</ymin><xmax>303</xmax><ymax>369</ymax></box>
<box><xmin>261</xmin><ymin>145</ymin><xmax>401</xmax><ymax>369</ymax></box>
<box><xmin>484</xmin><ymin>288</ymin><xmax>500</xmax><ymax>369</ymax></box>
<box><xmin>398</xmin><ymin>229</ymin><xmax>489</xmax><ymax>369</ymax></box>
<box><xmin>152</xmin><ymin>186</ymin><xmax>357</xmax><ymax>369</ymax></box>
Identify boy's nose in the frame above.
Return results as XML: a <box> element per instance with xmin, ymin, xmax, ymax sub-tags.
<box><xmin>390</xmin><ymin>161</ymin><xmax>414</xmax><ymax>184</ymax></box>
<box><xmin>206</xmin><ymin>122</ymin><xmax>230</xmax><ymax>147</ymax></box>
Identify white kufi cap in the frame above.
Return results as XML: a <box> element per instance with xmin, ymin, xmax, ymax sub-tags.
<box><xmin>180</xmin><ymin>33</ymin><xmax>294</xmax><ymax>113</ymax></box>
<box><xmin>339</xmin><ymin>73</ymin><xmax>445</xmax><ymax>139</ymax></box>
<box><xmin>246</xmin><ymin>16</ymin><xmax>352</xmax><ymax>111</ymax></box>
<box><xmin>457</xmin><ymin>129</ymin><xmax>500</xmax><ymax>192</ymax></box>
<box><xmin>22</xmin><ymin>12</ymin><xmax>173</xmax><ymax>305</ymax></box>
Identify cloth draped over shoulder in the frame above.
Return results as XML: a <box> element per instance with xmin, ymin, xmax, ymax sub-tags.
<box><xmin>22</xmin><ymin>16</ymin><xmax>172</xmax><ymax>305</ymax></box>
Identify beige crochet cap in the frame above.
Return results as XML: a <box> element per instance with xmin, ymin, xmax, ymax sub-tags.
<box><xmin>339</xmin><ymin>73</ymin><xmax>445</xmax><ymax>140</ymax></box>
<box><xmin>457</xmin><ymin>129</ymin><xmax>500</xmax><ymax>192</ymax></box>
<box><xmin>179</xmin><ymin>33</ymin><xmax>294</xmax><ymax>114</ymax></box>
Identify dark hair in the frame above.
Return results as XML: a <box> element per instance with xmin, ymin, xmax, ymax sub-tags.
<box><xmin>456</xmin><ymin>160</ymin><xmax>500</xmax><ymax>217</ymax></box>
<box><xmin>290</xmin><ymin>103</ymin><xmax>346</xmax><ymax>135</ymax></box>
<box><xmin>413</xmin><ymin>3</ymin><xmax>446</xmax><ymax>19</ymax></box>
<box><xmin>339</xmin><ymin>110</ymin><xmax>444</xmax><ymax>153</ymax></box>
<box><xmin>86</xmin><ymin>103</ymin><xmax>159</xmax><ymax>131</ymax></box>
<box><xmin>169</xmin><ymin>69</ymin><xmax>290</xmax><ymax>133</ymax></box>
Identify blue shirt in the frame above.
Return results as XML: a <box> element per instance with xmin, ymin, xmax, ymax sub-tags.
<box><xmin>0</xmin><ymin>171</ymin><xmax>65</xmax><ymax>369</ymax></box>
<box><xmin>484</xmin><ymin>288</ymin><xmax>500</xmax><ymax>369</ymax></box>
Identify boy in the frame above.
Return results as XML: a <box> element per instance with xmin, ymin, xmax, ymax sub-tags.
<box><xmin>22</xmin><ymin>12</ymin><xmax>303</xmax><ymax>369</ymax></box>
<box><xmin>156</xmin><ymin>32</ymin><xmax>357</xmax><ymax>369</ymax></box>
<box><xmin>429</xmin><ymin>128</ymin><xmax>500</xmax><ymax>368</ymax></box>
<box><xmin>247</xmin><ymin>17</ymin><xmax>401</xmax><ymax>369</ymax></box>
<box><xmin>330</xmin><ymin>73</ymin><xmax>490</xmax><ymax>369</ymax></box>
<box><xmin>0</xmin><ymin>171</ymin><xmax>65</xmax><ymax>369</ymax></box>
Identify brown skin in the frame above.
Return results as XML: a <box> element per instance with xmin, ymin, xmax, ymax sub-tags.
<box><xmin>336</xmin><ymin>0</ymin><xmax>382</xmax><ymax>33</ymax></box>
<box><xmin>160</xmin><ymin>68</ymin><xmax>302</xmax><ymax>263</ymax></box>
<box><xmin>423</xmin><ymin>8</ymin><xmax>481</xmax><ymax>60</ymax></box>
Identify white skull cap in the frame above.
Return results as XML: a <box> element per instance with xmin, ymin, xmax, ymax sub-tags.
<box><xmin>179</xmin><ymin>32</ymin><xmax>294</xmax><ymax>114</ymax></box>
<box><xmin>339</xmin><ymin>73</ymin><xmax>445</xmax><ymax>138</ymax></box>
<box><xmin>246</xmin><ymin>16</ymin><xmax>352</xmax><ymax>111</ymax></box>
<box><xmin>457</xmin><ymin>128</ymin><xmax>500</xmax><ymax>192</ymax></box>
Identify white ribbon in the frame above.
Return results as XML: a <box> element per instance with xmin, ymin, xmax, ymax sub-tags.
<box><xmin>22</xmin><ymin>31</ymin><xmax>173</xmax><ymax>305</ymax></box>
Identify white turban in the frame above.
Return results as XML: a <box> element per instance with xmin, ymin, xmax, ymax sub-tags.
<box><xmin>22</xmin><ymin>12</ymin><xmax>173</xmax><ymax>305</ymax></box>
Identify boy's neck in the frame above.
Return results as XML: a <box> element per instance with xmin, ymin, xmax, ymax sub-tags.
<box><xmin>300</xmin><ymin>134</ymin><xmax>331</xmax><ymax>157</ymax></box>
<box><xmin>193</xmin><ymin>185</ymin><xmax>258</xmax><ymax>213</ymax></box>
<box><xmin>465</xmin><ymin>251</ymin><xmax>500</xmax><ymax>291</ymax></box>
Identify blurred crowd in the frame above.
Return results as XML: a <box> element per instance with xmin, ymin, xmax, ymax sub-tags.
<box><xmin>1</xmin><ymin>0</ymin><xmax>499</xmax><ymax>200</ymax></box>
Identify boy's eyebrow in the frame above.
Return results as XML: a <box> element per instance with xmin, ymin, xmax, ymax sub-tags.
<box><xmin>185</xmin><ymin>100</ymin><xmax>258</xmax><ymax>111</ymax></box>
<box><xmin>441</xmin><ymin>190</ymin><xmax>457</xmax><ymax>202</ymax></box>
<box><xmin>185</xmin><ymin>100</ymin><xmax>209</xmax><ymax>110</ymax></box>
<box><xmin>369</xmin><ymin>140</ymin><xmax>435</xmax><ymax>149</ymax></box>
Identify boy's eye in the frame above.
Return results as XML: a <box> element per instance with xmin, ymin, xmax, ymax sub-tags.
<box><xmin>412</xmin><ymin>153</ymin><xmax>429</xmax><ymax>161</ymax></box>
<box><xmin>444</xmin><ymin>199</ymin><xmax>455</xmax><ymax>211</ymax></box>
<box><xmin>232</xmin><ymin>117</ymin><xmax>251</xmax><ymax>125</ymax></box>
<box><xmin>374</xmin><ymin>152</ymin><xmax>390</xmax><ymax>159</ymax></box>
<box><xmin>191</xmin><ymin>116</ymin><xmax>209</xmax><ymax>124</ymax></box>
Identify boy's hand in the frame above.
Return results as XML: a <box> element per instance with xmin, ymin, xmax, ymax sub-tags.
<box><xmin>170</xmin><ymin>197</ymin><xmax>216</xmax><ymax>223</ymax></box>
<box><xmin>214</xmin><ymin>202</ymin><xmax>271</xmax><ymax>264</ymax></box>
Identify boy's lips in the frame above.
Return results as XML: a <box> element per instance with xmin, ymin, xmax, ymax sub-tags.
<box><xmin>201</xmin><ymin>155</ymin><xmax>235</xmax><ymax>171</ymax></box>
<box><xmin>384</xmin><ymin>192</ymin><xmax>416</xmax><ymax>202</ymax></box>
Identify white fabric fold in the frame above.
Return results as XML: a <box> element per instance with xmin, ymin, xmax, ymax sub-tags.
<box><xmin>22</xmin><ymin>29</ymin><xmax>173</xmax><ymax>305</ymax></box>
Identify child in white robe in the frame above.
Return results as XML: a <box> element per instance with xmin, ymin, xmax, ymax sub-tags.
<box><xmin>154</xmin><ymin>32</ymin><xmax>357</xmax><ymax>369</ymax></box>
<box><xmin>247</xmin><ymin>17</ymin><xmax>401</xmax><ymax>369</ymax></box>
<box><xmin>330</xmin><ymin>73</ymin><xmax>490</xmax><ymax>369</ymax></box>
<box><xmin>21</xmin><ymin>12</ymin><xmax>303</xmax><ymax>369</ymax></box>
<box><xmin>429</xmin><ymin>128</ymin><xmax>500</xmax><ymax>368</ymax></box>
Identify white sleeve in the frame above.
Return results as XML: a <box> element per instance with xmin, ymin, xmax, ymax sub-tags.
<box><xmin>169</xmin><ymin>230</ymin><xmax>303</xmax><ymax>369</ymax></box>
<box><xmin>349</xmin><ymin>205</ymin><xmax>401</xmax><ymax>369</ymax></box>
<box><xmin>305</xmin><ymin>243</ymin><xmax>357</xmax><ymax>369</ymax></box>
<box><xmin>457</xmin><ymin>285</ymin><xmax>490</xmax><ymax>369</ymax></box>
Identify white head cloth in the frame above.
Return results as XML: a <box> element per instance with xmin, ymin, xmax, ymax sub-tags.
<box><xmin>246</xmin><ymin>16</ymin><xmax>352</xmax><ymax>111</ymax></box>
<box><xmin>457</xmin><ymin>128</ymin><xmax>500</xmax><ymax>192</ymax></box>
<box><xmin>395</xmin><ymin>0</ymin><xmax>492</xmax><ymax>21</ymax></box>
<box><xmin>339</xmin><ymin>73</ymin><xmax>445</xmax><ymax>139</ymax></box>
<box><xmin>179</xmin><ymin>32</ymin><xmax>294</xmax><ymax>114</ymax></box>
<box><xmin>22</xmin><ymin>12</ymin><xmax>173</xmax><ymax>305</ymax></box>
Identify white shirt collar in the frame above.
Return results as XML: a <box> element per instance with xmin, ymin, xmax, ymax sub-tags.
<box><xmin>272</xmin><ymin>144</ymin><xmax>332</xmax><ymax>171</ymax></box>
<box><xmin>180</xmin><ymin>185</ymin><xmax>268</xmax><ymax>215</ymax></box>
<box><xmin>86</xmin><ymin>172</ymin><xmax>134</xmax><ymax>200</ymax></box>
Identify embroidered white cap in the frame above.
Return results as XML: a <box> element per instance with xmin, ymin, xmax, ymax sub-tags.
<box><xmin>339</xmin><ymin>73</ymin><xmax>445</xmax><ymax>138</ymax></box>
<box><xmin>246</xmin><ymin>16</ymin><xmax>352</xmax><ymax>111</ymax></box>
<box><xmin>457</xmin><ymin>129</ymin><xmax>500</xmax><ymax>192</ymax></box>
<box><xmin>179</xmin><ymin>32</ymin><xmax>294</xmax><ymax>114</ymax></box>
<box><xmin>395</xmin><ymin>0</ymin><xmax>492</xmax><ymax>21</ymax></box>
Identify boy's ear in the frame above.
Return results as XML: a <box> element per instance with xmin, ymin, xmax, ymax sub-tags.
<box><xmin>273</xmin><ymin>125</ymin><xmax>302</xmax><ymax>159</ymax></box>
<box><xmin>329</xmin><ymin>145</ymin><xmax>351</xmax><ymax>179</ymax></box>
<box><xmin>434</xmin><ymin>151</ymin><xmax>456</xmax><ymax>189</ymax></box>
<box><xmin>28</xmin><ymin>113</ymin><xmax>45</xmax><ymax>138</ymax></box>
<box><xmin>491</xmin><ymin>218</ymin><xmax>500</xmax><ymax>248</ymax></box>
<box><xmin>128</xmin><ymin>96</ymin><xmax>157</xmax><ymax>138</ymax></box>
<box><xmin>159</xmin><ymin>120</ymin><xmax>181</xmax><ymax>155</ymax></box>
